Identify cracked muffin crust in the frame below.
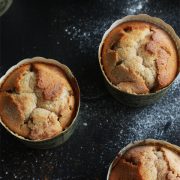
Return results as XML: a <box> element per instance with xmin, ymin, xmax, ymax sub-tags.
<box><xmin>101</xmin><ymin>21</ymin><xmax>178</xmax><ymax>94</ymax></box>
<box><xmin>109</xmin><ymin>144</ymin><xmax>180</xmax><ymax>180</ymax></box>
<box><xmin>0</xmin><ymin>61</ymin><xmax>76</xmax><ymax>140</ymax></box>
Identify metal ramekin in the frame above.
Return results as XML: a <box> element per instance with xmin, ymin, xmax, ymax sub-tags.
<box><xmin>107</xmin><ymin>139</ymin><xmax>180</xmax><ymax>179</ymax></box>
<box><xmin>99</xmin><ymin>14</ymin><xmax>180</xmax><ymax>106</ymax></box>
<box><xmin>0</xmin><ymin>57</ymin><xmax>80</xmax><ymax>149</ymax></box>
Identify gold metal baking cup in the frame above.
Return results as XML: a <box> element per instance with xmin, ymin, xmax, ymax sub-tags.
<box><xmin>99</xmin><ymin>14</ymin><xmax>180</xmax><ymax>107</ymax></box>
<box><xmin>107</xmin><ymin>139</ymin><xmax>180</xmax><ymax>180</ymax></box>
<box><xmin>0</xmin><ymin>57</ymin><xmax>80</xmax><ymax>149</ymax></box>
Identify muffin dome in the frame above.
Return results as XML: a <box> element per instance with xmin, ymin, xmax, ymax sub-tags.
<box><xmin>109</xmin><ymin>144</ymin><xmax>180</xmax><ymax>180</ymax></box>
<box><xmin>101</xmin><ymin>21</ymin><xmax>178</xmax><ymax>94</ymax></box>
<box><xmin>0</xmin><ymin>60</ymin><xmax>75</xmax><ymax>140</ymax></box>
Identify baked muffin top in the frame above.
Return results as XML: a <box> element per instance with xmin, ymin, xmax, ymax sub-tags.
<box><xmin>0</xmin><ymin>61</ymin><xmax>75</xmax><ymax>140</ymax></box>
<box><xmin>109</xmin><ymin>144</ymin><xmax>180</xmax><ymax>180</ymax></box>
<box><xmin>101</xmin><ymin>21</ymin><xmax>178</xmax><ymax>94</ymax></box>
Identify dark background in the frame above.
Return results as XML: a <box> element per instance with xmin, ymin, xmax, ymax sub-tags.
<box><xmin>0</xmin><ymin>0</ymin><xmax>180</xmax><ymax>179</ymax></box>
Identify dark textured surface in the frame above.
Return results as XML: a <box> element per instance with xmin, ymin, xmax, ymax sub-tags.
<box><xmin>0</xmin><ymin>0</ymin><xmax>180</xmax><ymax>179</ymax></box>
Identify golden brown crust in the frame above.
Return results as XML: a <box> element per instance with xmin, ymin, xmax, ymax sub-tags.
<box><xmin>110</xmin><ymin>158</ymin><xmax>142</xmax><ymax>180</ymax></box>
<box><xmin>0</xmin><ymin>92</ymin><xmax>37</xmax><ymax>137</ymax></box>
<box><xmin>101</xmin><ymin>21</ymin><xmax>178</xmax><ymax>94</ymax></box>
<box><xmin>109</xmin><ymin>145</ymin><xmax>180</xmax><ymax>180</ymax></box>
<box><xmin>111</xmin><ymin>64</ymin><xmax>149</xmax><ymax>94</ymax></box>
<box><xmin>1</xmin><ymin>64</ymin><xmax>31</xmax><ymax>93</ymax></box>
<box><xmin>28</xmin><ymin>108</ymin><xmax>62</xmax><ymax>140</ymax></box>
<box><xmin>0</xmin><ymin>61</ymin><xmax>76</xmax><ymax>140</ymax></box>
<box><xmin>33</xmin><ymin>63</ymin><xmax>67</xmax><ymax>100</ymax></box>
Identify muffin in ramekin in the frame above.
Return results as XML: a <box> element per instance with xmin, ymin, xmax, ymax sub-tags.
<box><xmin>99</xmin><ymin>14</ymin><xmax>180</xmax><ymax>106</ymax></box>
<box><xmin>107</xmin><ymin>139</ymin><xmax>180</xmax><ymax>180</ymax></box>
<box><xmin>0</xmin><ymin>57</ymin><xmax>80</xmax><ymax>149</ymax></box>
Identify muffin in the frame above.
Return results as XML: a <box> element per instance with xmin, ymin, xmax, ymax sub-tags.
<box><xmin>0</xmin><ymin>58</ymin><xmax>77</xmax><ymax>141</ymax></box>
<box><xmin>101</xmin><ymin>21</ymin><xmax>178</xmax><ymax>94</ymax></box>
<box><xmin>108</xmin><ymin>139</ymin><xmax>180</xmax><ymax>180</ymax></box>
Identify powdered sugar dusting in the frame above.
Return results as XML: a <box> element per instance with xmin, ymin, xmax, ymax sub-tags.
<box><xmin>111</xmin><ymin>75</ymin><xmax>179</xmax><ymax>146</ymax></box>
<box><xmin>87</xmin><ymin>74</ymin><xmax>180</xmax><ymax>154</ymax></box>
<box><xmin>170</xmin><ymin>74</ymin><xmax>180</xmax><ymax>92</ymax></box>
<box><xmin>64</xmin><ymin>18</ymin><xmax>112</xmax><ymax>53</ymax></box>
<box><xmin>62</xmin><ymin>0</ymin><xmax>149</xmax><ymax>54</ymax></box>
<box><xmin>125</xmin><ymin>0</ymin><xmax>148</xmax><ymax>14</ymax></box>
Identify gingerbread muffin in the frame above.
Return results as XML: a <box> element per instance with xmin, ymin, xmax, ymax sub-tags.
<box><xmin>0</xmin><ymin>59</ymin><xmax>76</xmax><ymax>140</ymax></box>
<box><xmin>101</xmin><ymin>21</ymin><xmax>178</xmax><ymax>94</ymax></box>
<box><xmin>109</xmin><ymin>140</ymin><xmax>180</xmax><ymax>180</ymax></box>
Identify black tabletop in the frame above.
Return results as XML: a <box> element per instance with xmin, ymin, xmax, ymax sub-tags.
<box><xmin>0</xmin><ymin>0</ymin><xmax>180</xmax><ymax>179</ymax></box>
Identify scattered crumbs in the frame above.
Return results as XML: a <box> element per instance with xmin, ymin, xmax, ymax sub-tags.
<box><xmin>119</xmin><ymin>129</ymin><xmax>123</xmax><ymax>134</ymax></box>
<box><xmin>41</xmin><ymin>154</ymin><xmax>44</xmax><ymax>157</ymax></box>
<box><xmin>13</xmin><ymin>174</ymin><xmax>17</xmax><ymax>179</ymax></box>
<box><xmin>83</xmin><ymin>122</ymin><xmax>88</xmax><ymax>126</ymax></box>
